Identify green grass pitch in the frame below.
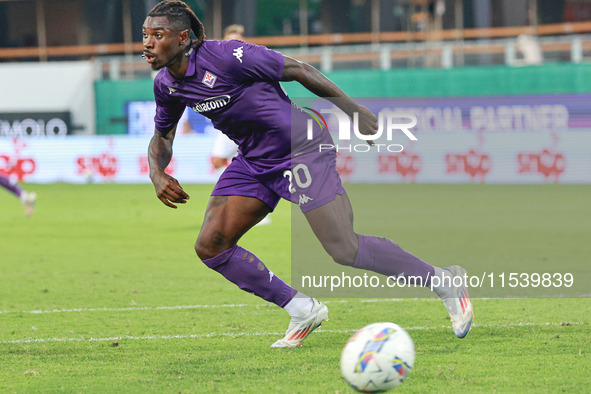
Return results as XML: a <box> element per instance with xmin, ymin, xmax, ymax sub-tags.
<box><xmin>1</xmin><ymin>183</ymin><xmax>589</xmax><ymax>392</ymax></box>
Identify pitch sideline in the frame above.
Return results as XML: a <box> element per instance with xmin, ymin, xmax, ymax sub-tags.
<box><xmin>2</xmin><ymin>321</ymin><xmax>584</xmax><ymax>345</ymax></box>
<box><xmin>0</xmin><ymin>298</ymin><xmax>446</xmax><ymax>315</ymax></box>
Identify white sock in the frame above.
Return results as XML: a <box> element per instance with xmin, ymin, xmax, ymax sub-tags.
<box><xmin>283</xmin><ymin>291</ymin><xmax>314</xmax><ymax>318</ymax></box>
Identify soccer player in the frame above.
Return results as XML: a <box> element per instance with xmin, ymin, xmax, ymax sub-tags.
<box><xmin>0</xmin><ymin>174</ymin><xmax>36</xmax><ymax>217</ymax></box>
<box><xmin>144</xmin><ymin>0</ymin><xmax>473</xmax><ymax>347</ymax></box>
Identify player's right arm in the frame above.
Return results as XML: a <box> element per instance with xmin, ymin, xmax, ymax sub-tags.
<box><xmin>148</xmin><ymin>127</ymin><xmax>190</xmax><ymax>209</ymax></box>
<box><xmin>149</xmin><ymin>73</ymin><xmax>190</xmax><ymax>208</ymax></box>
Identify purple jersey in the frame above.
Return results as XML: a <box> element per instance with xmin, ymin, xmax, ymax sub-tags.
<box><xmin>153</xmin><ymin>40</ymin><xmax>328</xmax><ymax>160</ymax></box>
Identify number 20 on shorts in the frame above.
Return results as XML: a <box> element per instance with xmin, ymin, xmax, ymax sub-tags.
<box><xmin>283</xmin><ymin>164</ymin><xmax>312</xmax><ymax>194</ymax></box>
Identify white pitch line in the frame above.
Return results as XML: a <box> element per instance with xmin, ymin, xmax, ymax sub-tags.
<box><xmin>0</xmin><ymin>299</ymin><xmax>439</xmax><ymax>315</ymax></box>
<box><xmin>1</xmin><ymin>321</ymin><xmax>584</xmax><ymax>345</ymax></box>
<box><xmin>0</xmin><ymin>297</ymin><xmax>578</xmax><ymax>316</ymax></box>
<box><xmin>0</xmin><ymin>303</ymin><xmax>250</xmax><ymax>315</ymax></box>
<box><xmin>359</xmin><ymin>298</ymin><xmax>440</xmax><ymax>303</ymax></box>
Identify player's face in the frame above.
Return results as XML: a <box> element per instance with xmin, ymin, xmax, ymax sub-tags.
<box><xmin>142</xmin><ymin>16</ymin><xmax>185</xmax><ymax>71</ymax></box>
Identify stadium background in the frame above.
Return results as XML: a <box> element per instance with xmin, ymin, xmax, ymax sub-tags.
<box><xmin>2</xmin><ymin>0</ymin><xmax>591</xmax><ymax>184</ymax></box>
<box><xmin>1</xmin><ymin>0</ymin><xmax>590</xmax><ymax>392</ymax></box>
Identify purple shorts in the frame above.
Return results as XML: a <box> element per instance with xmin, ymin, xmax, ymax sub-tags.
<box><xmin>212</xmin><ymin>150</ymin><xmax>346</xmax><ymax>212</ymax></box>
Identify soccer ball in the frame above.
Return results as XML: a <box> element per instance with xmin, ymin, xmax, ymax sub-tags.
<box><xmin>340</xmin><ymin>322</ymin><xmax>415</xmax><ymax>392</ymax></box>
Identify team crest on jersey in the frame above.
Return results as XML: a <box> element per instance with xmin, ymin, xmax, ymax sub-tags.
<box><xmin>167</xmin><ymin>86</ymin><xmax>176</xmax><ymax>95</ymax></box>
<box><xmin>202</xmin><ymin>71</ymin><xmax>217</xmax><ymax>88</ymax></box>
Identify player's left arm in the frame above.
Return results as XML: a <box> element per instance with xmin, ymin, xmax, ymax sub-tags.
<box><xmin>281</xmin><ymin>56</ymin><xmax>378</xmax><ymax>141</ymax></box>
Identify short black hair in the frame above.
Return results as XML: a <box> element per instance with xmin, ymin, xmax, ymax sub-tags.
<box><xmin>148</xmin><ymin>0</ymin><xmax>205</xmax><ymax>45</ymax></box>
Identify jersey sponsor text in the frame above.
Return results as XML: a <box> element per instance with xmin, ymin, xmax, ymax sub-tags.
<box><xmin>190</xmin><ymin>95</ymin><xmax>231</xmax><ymax>113</ymax></box>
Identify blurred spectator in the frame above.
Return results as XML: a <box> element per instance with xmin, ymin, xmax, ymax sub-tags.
<box><xmin>516</xmin><ymin>34</ymin><xmax>543</xmax><ymax>66</ymax></box>
<box><xmin>223</xmin><ymin>24</ymin><xmax>245</xmax><ymax>41</ymax></box>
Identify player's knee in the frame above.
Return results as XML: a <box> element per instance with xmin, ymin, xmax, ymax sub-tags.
<box><xmin>195</xmin><ymin>237</ymin><xmax>219</xmax><ymax>261</ymax></box>
<box><xmin>327</xmin><ymin>247</ymin><xmax>356</xmax><ymax>267</ymax></box>
<box><xmin>195</xmin><ymin>232</ymin><xmax>234</xmax><ymax>261</ymax></box>
<box><xmin>194</xmin><ymin>239</ymin><xmax>211</xmax><ymax>260</ymax></box>
<box><xmin>321</xmin><ymin>235</ymin><xmax>358</xmax><ymax>266</ymax></box>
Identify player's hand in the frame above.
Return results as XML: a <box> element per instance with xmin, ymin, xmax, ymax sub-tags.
<box><xmin>355</xmin><ymin>105</ymin><xmax>379</xmax><ymax>146</ymax></box>
<box><xmin>151</xmin><ymin>172</ymin><xmax>190</xmax><ymax>209</ymax></box>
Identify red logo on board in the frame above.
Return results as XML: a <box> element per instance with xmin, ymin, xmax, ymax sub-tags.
<box><xmin>517</xmin><ymin>149</ymin><xmax>565</xmax><ymax>182</ymax></box>
<box><xmin>378</xmin><ymin>151</ymin><xmax>421</xmax><ymax>182</ymax></box>
<box><xmin>75</xmin><ymin>138</ymin><xmax>118</xmax><ymax>180</ymax></box>
<box><xmin>336</xmin><ymin>153</ymin><xmax>355</xmax><ymax>180</ymax></box>
<box><xmin>445</xmin><ymin>149</ymin><xmax>491</xmax><ymax>182</ymax></box>
<box><xmin>0</xmin><ymin>138</ymin><xmax>37</xmax><ymax>181</ymax></box>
